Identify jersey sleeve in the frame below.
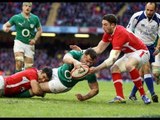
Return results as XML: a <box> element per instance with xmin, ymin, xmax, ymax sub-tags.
<box><xmin>102</xmin><ymin>33</ymin><xmax>110</xmax><ymax>42</ymax></box>
<box><xmin>35</xmin><ymin>16</ymin><xmax>42</xmax><ymax>28</ymax></box>
<box><xmin>67</xmin><ymin>50</ymin><xmax>82</xmax><ymax>60</ymax></box>
<box><xmin>26</xmin><ymin>68</ymin><xmax>38</xmax><ymax>81</ymax></box>
<box><xmin>126</xmin><ymin>12</ymin><xmax>139</xmax><ymax>32</ymax></box>
<box><xmin>112</xmin><ymin>31</ymin><xmax>128</xmax><ymax>50</ymax></box>
<box><xmin>86</xmin><ymin>74</ymin><xmax>97</xmax><ymax>83</ymax></box>
<box><xmin>158</xmin><ymin>14</ymin><xmax>160</xmax><ymax>37</ymax></box>
<box><xmin>8</xmin><ymin>15</ymin><xmax>16</xmax><ymax>26</ymax></box>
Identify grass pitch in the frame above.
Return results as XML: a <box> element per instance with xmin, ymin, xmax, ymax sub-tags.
<box><xmin>0</xmin><ymin>80</ymin><xmax>160</xmax><ymax>118</ymax></box>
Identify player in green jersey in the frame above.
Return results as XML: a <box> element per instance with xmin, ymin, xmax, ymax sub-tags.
<box><xmin>2</xmin><ymin>2</ymin><xmax>42</xmax><ymax>73</ymax></box>
<box><xmin>15</xmin><ymin>48</ymin><xmax>99</xmax><ymax>101</ymax></box>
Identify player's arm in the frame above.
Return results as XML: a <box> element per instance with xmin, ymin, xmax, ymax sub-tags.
<box><xmin>39</xmin><ymin>82</ymin><xmax>52</xmax><ymax>93</ymax></box>
<box><xmin>69</xmin><ymin>45</ymin><xmax>82</xmax><ymax>51</ymax></box>
<box><xmin>92</xmin><ymin>40</ymin><xmax>109</xmax><ymax>54</ymax></box>
<box><xmin>2</xmin><ymin>21</ymin><xmax>12</xmax><ymax>32</ymax></box>
<box><xmin>126</xmin><ymin>13</ymin><xmax>137</xmax><ymax>32</ymax></box>
<box><xmin>90</xmin><ymin>49</ymin><xmax>120</xmax><ymax>73</ymax></box>
<box><xmin>75</xmin><ymin>81</ymin><xmax>99</xmax><ymax>101</ymax></box>
<box><xmin>153</xmin><ymin>27</ymin><xmax>160</xmax><ymax>55</ymax></box>
<box><xmin>34</xmin><ymin>26</ymin><xmax>42</xmax><ymax>42</ymax></box>
<box><xmin>30</xmin><ymin>80</ymin><xmax>45</xmax><ymax>97</ymax></box>
<box><xmin>70</xmin><ymin>40</ymin><xmax>109</xmax><ymax>55</ymax></box>
<box><xmin>63</xmin><ymin>53</ymin><xmax>82</xmax><ymax>68</ymax></box>
<box><xmin>29</xmin><ymin>27</ymin><xmax>42</xmax><ymax>45</ymax></box>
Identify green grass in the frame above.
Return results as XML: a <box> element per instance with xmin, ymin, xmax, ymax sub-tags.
<box><xmin>0</xmin><ymin>80</ymin><xmax>160</xmax><ymax>118</ymax></box>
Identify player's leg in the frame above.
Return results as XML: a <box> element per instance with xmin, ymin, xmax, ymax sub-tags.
<box><xmin>152</xmin><ymin>53</ymin><xmax>160</xmax><ymax>84</ymax></box>
<box><xmin>0</xmin><ymin>76</ymin><xmax>5</xmax><ymax>97</ymax></box>
<box><xmin>14</xmin><ymin>52</ymin><xmax>24</xmax><ymax>73</ymax></box>
<box><xmin>129</xmin><ymin>67</ymin><xmax>144</xmax><ymax>101</ymax></box>
<box><xmin>12</xmin><ymin>89</ymin><xmax>34</xmax><ymax>98</ymax></box>
<box><xmin>126</xmin><ymin>50</ymin><xmax>151</xmax><ymax>104</ymax></box>
<box><xmin>143</xmin><ymin>62</ymin><xmax>158</xmax><ymax>102</ymax></box>
<box><xmin>13</xmin><ymin>40</ymin><xmax>25</xmax><ymax>73</ymax></box>
<box><xmin>23</xmin><ymin>43</ymin><xmax>35</xmax><ymax>69</ymax></box>
<box><xmin>109</xmin><ymin>55</ymin><xmax>127</xmax><ymax>103</ymax></box>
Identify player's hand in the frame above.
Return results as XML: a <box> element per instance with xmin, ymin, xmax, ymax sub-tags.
<box><xmin>89</xmin><ymin>67</ymin><xmax>97</xmax><ymax>74</ymax></box>
<box><xmin>70</xmin><ymin>45</ymin><xmax>82</xmax><ymax>51</ymax></box>
<box><xmin>153</xmin><ymin>73</ymin><xmax>160</xmax><ymax>85</ymax></box>
<box><xmin>29</xmin><ymin>39</ymin><xmax>36</xmax><ymax>45</ymax></box>
<box><xmin>3</xmin><ymin>27</ymin><xmax>10</xmax><ymax>32</ymax></box>
<box><xmin>73</xmin><ymin>60</ymin><xmax>83</xmax><ymax>69</ymax></box>
<box><xmin>75</xmin><ymin>94</ymin><xmax>84</xmax><ymax>101</ymax></box>
<box><xmin>153</xmin><ymin>49</ymin><xmax>160</xmax><ymax>56</ymax></box>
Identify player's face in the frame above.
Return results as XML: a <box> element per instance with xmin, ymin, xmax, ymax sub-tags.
<box><xmin>102</xmin><ymin>20</ymin><xmax>113</xmax><ymax>34</ymax></box>
<box><xmin>22</xmin><ymin>4</ymin><xmax>32</xmax><ymax>14</ymax></box>
<box><xmin>145</xmin><ymin>3</ymin><xmax>156</xmax><ymax>18</ymax></box>
<box><xmin>38</xmin><ymin>72</ymin><xmax>49</xmax><ymax>83</ymax></box>
<box><xmin>81</xmin><ymin>55</ymin><xmax>95</xmax><ymax>67</ymax></box>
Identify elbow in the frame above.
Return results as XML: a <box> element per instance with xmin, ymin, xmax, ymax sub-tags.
<box><xmin>32</xmin><ymin>89</ymin><xmax>44</xmax><ymax>96</ymax></box>
<box><xmin>96</xmin><ymin>49</ymin><xmax>103</xmax><ymax>55</ymax></box>
<box><xmin>93</xmin><ymin>88</ymin><xmax>99</xmax><ymax>95</ymax></box>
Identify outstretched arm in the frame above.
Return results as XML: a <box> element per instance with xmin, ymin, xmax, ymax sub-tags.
<box><xmin>2</xmin><ymin>21</ymin><xmax>12</xmax><ymax>32</ymax></box>
<box><xmin>90</xmin><ymin>49</ymin><xmax>121</xmax><ymax>73</ymax></box>
<box><xmin>69</xmin><ymin>45</ymin><xmax>82</xmax><ymax>51</ymax></box>
<box><xmin>63</xmin><ymin>53</ymin><xmax>83</xmax><ymax>68</ymax></box>
<box><xmin>75</xmin><ymin>81</ymin><xmax>99</xmax><ymax>101</ymax></box>
<box><xmin>70</xmin><ymin>40</ymin><xmax>110</xmax><ymax>55</ymax></box>
<box><xmin>29</xmin><ymin>27</ymin><xmax>42</xmax><ymax>45</ymax></box>
<box><xmin>30</xmin><ymin>80</ymin><xmax>46</xmax><ymax>97</ymax></box>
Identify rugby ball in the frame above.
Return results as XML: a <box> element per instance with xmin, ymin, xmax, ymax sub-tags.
<box><xmin>71</xmin><ymin>65</ymin><xmax>89</xmax><ymax>79</ymax></box>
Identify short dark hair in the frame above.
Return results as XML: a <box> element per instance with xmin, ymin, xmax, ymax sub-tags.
<box><xmin>146</xmin><ymin>2</ymin><xmax>157</xmax><ymax>10</ymax></box>
<box><xmin>84</xmin><ymin>48</ymin><xmax>97</xmax><ymax>60</ymax></box>
<box><xmin>42</xmin><ymin>67</ymin><xmax>52</xmax><ymax>81</ymax></box>
<box><xmin>102</xmin><ymin>14</ymin><xmax>118</xmax><ymax>25</ymax></box>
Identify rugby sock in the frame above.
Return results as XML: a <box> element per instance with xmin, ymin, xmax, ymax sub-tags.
<box><xmin>130</xmin><ymin>85</ymin><xmax>138</xmax><ymax>96</ymax></box>
<box><xmin>129</xmin><ymin>68</ymin><xmax>145</xmax><ymax>96</ymax></box>
<box><xmin>112</xmin><ymin>73</ymin><xmax>124</xmax><ymax>99</ymax></box>
<box><xmin>144</xmin><ymin>74</ymin><xmax>154</xmax><ymax>95</ymax></box>
<box><xmin>130</xmin><ymin>77</ymin><xmax>144</xmax><ymax>96</ymax></box>
<box><xmin>15</xmin><ymin>69</ymin><xmax>22</xmax><ymax>73</ymax></box>
<box><xmin>13</xmin><ymin>90</ymin><xmax>33</xmax><ymax>98</ymax></box>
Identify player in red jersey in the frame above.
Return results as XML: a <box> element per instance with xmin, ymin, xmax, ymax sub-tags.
<box><xmin>70</xmin><ymin>14</ymin><xmax>151</xmax><ymax>104</ymax></box>
<box><xmin>0</xmin><ymin>67</ymin><xmax>52</xmax><ymax>97</ymax></box>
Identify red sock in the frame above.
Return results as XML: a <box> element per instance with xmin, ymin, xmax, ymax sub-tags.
<box><xmin>112</xmin><ymin>73</ymin><xmax>124</xmax><ymax>99</ymax></box>
<box><xmin>129</xmin><ymin>68</ymin><xmax>145</xmax><ymax>96</ymax></box>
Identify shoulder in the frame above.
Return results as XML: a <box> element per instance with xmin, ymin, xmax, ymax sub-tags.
<box><xmin>132</xmin><ymin>11</ymin><xmax>143</xmax><ymax>18</ymax></box>
<box><xmin>116</xmin><ymin>25</ymin><xmax>126</xmax><ymax>32</ymax></box>
<box><xmin>68</xmin><ymin>50</ymin><xmax>82</xmax><ymax>56</ymax></box>
<box><xmin>11</xmin><ymin>13</ymin><xmax>21</xmax><ymax>19</ymax></box>
<box><xmin>30</xmin><ymin>13</ymin><xmax>39</xmax><ymax>19</ymax></box>
<box><xmin>86</xmin><ymin>74</ymin><xmax>97</xmax><ymax>82</ymax></box>
<box><xmin>25</xmin><ymin>68</ymin><xmax>38</xmax><ymax>73</ymax></box>
<box><xmin>155</xmin><ymin>13</ymin><xmax>160</xmax><ymax>19</ymax></box>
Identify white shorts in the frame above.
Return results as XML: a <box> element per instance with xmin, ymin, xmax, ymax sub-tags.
<box><xmin>13</xmin><ymin>40</ymin><xmax>35</xmax><ymax>58</ymax></box>
<box><xmin>48</xmin><ymin>68</ymin><xmax>72</xmax><ymax>94</ymax></box>
<box><xmin>114</xmin><ymin>50</ymin><xmax>150</xmax><ymax>72</ymax></box>
<box><xmin>0</xmin><ymin>76</ymin><xmax>5</xmax><ymax>96</ymax></box>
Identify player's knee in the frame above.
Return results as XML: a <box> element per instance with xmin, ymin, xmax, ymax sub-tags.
<box><xmin>24</xmin><ymin>63</ymin><xmax>33</xmax><ymax>69</ymax></box>
<box><xmin>15</xmin><ymin>56</ymin><xmax>24</xmax><ymax>62</ymax></box>
<box><xmin>110</xmin><ymin>65</ymin><xmax>120</xmax><ymax>72</ymax></box>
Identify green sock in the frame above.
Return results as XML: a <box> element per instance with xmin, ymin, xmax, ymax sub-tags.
<box><xmin>15</xmin><ymin>69</ymin><xmax>22</xmax><ymax>73</ymax></box>
<box><xmin>13</xmin><ymin>90</ymin><xmax>33</xmax><ymax>98</ymax></box>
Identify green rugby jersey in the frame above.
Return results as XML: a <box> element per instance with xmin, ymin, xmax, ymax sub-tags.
<box><xmin>9</xmin><ymin>13</ymin><xmax>41</xmax><ymax>44</ymax></box>
<box><xmin>58</xmin><ymin>50</ymin><xmax>97</xmax><ymax>88</ymax></box>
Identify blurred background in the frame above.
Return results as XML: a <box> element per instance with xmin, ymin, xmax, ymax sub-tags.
<box><xmin>0</xmin><ymin>2</ymin><xmax>159</xmax><ymax>81</ymax></box>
